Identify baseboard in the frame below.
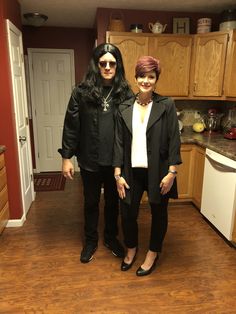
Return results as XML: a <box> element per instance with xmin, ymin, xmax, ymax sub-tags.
<box><xmin>6</xmin><ymin>215</ymin><xmax>26</xmax><ymax>227</ymax></box>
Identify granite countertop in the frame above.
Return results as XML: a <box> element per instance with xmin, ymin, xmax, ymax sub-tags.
<box><xmin>0</xmin><ymin>146</ymin><xmax>6</xmax><ymax>154</ymax></box>
<box><xmin>181</xmin><ymin>127</ymin><xmax>236</xmax><ymax>161</ymax></box>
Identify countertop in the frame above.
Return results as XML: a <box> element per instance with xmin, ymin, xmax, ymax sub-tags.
<box><xmin>181</xmin><ymin>128</ymin><xmax>236</xmax><ymax>161</ymax></box>
<box><xmin>0</xmin><ymin>146</ymin><xmax>6</xmax><ymax>154</ymax></box>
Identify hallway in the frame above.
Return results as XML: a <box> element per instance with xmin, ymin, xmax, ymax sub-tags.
<box><xmin>1</xmin><ymin>174</ymin><xmax>236</xmax><ymax>313</ymax></box>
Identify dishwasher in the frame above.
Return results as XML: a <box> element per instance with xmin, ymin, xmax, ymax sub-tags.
<box><xmin>201</xmin><ymin>148</ymin><xmax>236</xmax><ymax>242</ymax></box>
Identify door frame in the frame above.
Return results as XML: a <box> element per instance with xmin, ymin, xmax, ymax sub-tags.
<box><xmin>27</xmin><ymin>48</ymin><xmax>75</xmax><ymax>172</ymax></box>
<box><xmin>6</xmin><ymin>20</ymin><xmax>35</xmax><ymax>220</ymax></box>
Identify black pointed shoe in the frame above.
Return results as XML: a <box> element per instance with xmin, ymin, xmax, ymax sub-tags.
<box><xmin>121</xmin><ymin>250</ymin><xmax>138</xmax><ymax>271</ymax></box>
<box><xmin>136</xmin><ymin>256</ymin><xmax>159</xmax><ymax>276</ymax></box>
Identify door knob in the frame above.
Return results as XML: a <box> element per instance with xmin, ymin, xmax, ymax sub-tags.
<box><xmin>19</xmin><ymin>135</ymin><xmax>26</xmax><ymax>143</ymax></box>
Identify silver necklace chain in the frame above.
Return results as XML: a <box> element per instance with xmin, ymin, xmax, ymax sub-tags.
<box><xmin>101</xmin><ymin>87</ymin><xmax>114</xmax><ymax>111</ymax></box>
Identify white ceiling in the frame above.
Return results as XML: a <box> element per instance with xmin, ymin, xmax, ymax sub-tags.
<box><xmin>18</xmin><ymin>0</ymin><xmax>235</xmax><ymax>28</ymax></box>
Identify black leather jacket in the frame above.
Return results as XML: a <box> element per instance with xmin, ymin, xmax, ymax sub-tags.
<box><xmin>58</xmin><ymin>86</ymin><xmax>134</xmax><ymax>171</ymax></box>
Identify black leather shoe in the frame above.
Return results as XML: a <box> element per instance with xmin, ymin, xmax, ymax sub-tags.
<box><xmin>80</xmin><ymin>244</ymin><xmax>97</xmax><ymax>263</ymax></box>
<box><xmin>136</xmin><ymin>256</ymin><xmax>159</xmax><ymax>276</ymax></box>
<box><xmin>121</xmin><ymin>250</ymin><xmax>137</xmax><ymax>271</ymax></box>
<box><xmin>104</xmin><ymin>238</ymin><xmax>125</xmax><ymax>258</ymax></box>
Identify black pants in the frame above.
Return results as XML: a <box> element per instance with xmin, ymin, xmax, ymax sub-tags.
<box><xmin>121</xmin><ymin>168</ymin><xmax>169</xmax><ymax>252</ymax></box>
<box><xmin>80</xmin><ymin>166</ymin><xmax>119</xmax><ymax>246</ymax></box>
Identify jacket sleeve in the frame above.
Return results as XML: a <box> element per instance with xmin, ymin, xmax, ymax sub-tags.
<box><xmin>166</xmin><ymin>98</ymin><xmax>182</xmax><ymax>166</ymax></box>
<box><xmin>113</xmin><ymin>109</ymin><xmax>124</xmax><ymax>168</ymax></box>
<box><xmin>58</xmin><ymin>89</ymin><xmax>80</xmax><ymax>159</ymax></box>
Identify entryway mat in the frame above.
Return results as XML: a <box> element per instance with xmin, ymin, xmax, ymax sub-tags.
<box><xmin>34</xmin><ymin>172</ymin><xmax>66</xmax><ymax>192</ymax></box>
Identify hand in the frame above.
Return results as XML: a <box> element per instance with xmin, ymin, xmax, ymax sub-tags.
<box><xmin>62</xmin><ymin>159</ymin><xmax>74</xmax><ymax>180</ymax></box>
<box><xmin>116</xmin><ymin>177</ymin><xmax>130</xmax><ymax>199</ymax></box>
<box><xmin>160</xmin><ymin>173</ymin><xmax>175</xmax><ymax>195</ymax></box>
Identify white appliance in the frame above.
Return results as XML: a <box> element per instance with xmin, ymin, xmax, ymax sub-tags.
<box><xmin>201</xmin><ymin>148</ymin><xmax>236</xmax><ymax>242</ymax></box>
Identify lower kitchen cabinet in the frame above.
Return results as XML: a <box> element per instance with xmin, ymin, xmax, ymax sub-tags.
<box><xmin>141</xmin><ymin>144</ymin><xmax>205</xmax><ymax>208</ymax></box>
<box><xmin>0</xmin><ymin>151</ymin><xmax>9</xmax><ymax>234</ymax></box>
<box><xmin>176</xmin><ymin>144</ymin><xmax>194</xmax><ymax>200</ymax></box>
<box><xmin>174</xmin><ymin>144</ymin><xmax>205</xmax><ymax>208</ymax></box>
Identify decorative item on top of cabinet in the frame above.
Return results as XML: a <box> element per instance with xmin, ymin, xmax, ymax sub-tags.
<box><xmin>190</xmin><ymin>31</ymin><xmax>229</xmax><ymax>98</ymax></box>
<box><xmin>173</xmin><ymin>18</ymin><xmax>190</xmax><ymax>34</ymax></box>
<box><xmin>0</xmin><ymin>150</ymin><xmax>10</xmax><ymax>234</ymax></box>
<box><xmin>108</xmin><ymin>11</ymin><xmax>125</xmax><ymax>32</ymax></box>
<box><xmin>148</xmin><ymin>21</ymin><xmax>167</xmax><ymax>34</ymax></box>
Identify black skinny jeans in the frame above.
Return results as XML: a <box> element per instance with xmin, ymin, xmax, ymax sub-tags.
<box><xmin>80</xmin><ymin>166</ymin><xmax>119</xmax><ymax>246</ymax></box>
<box><xmin>121</xmin><ymin>168</ymin><xmax>169</xmax><ymax>252</ymax></box>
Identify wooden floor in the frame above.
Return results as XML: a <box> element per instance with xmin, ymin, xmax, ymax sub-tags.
<box><xmin>1</xmin><ymin>174</ymin><xmax>236</xmax><ymax>313</ymax></box>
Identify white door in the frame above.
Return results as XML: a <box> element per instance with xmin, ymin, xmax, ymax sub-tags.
<box><xmin>28</xmin><ymin>49</ymin><xmax>75</xmax><ymax>172</ymax></box>
<box><xmin>6</xmin><ymin>20</ymin><xmax>35</xmax><ymax>217</ymax></box>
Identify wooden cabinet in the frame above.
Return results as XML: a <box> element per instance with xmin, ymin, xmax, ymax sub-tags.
<box><xmin>106</xmin><ymin>32</ymin><xmax>149</xmax><ymax>93</ymax></box>
<box><xmin>148</xmin><ymin>35</ymin><xmax>192</xmax><ymax>96</ymax></box>
<box><xmin>106</xmin><ymin>32</ymin><xmax>192</xmax><ymax>96</ymax></box>
<box><xmin>0</xmin><ymin>151</ymin><xmax>9</xmax><ymax>234</ymax></box>
<box><xmin>192</xmin><ymin>146</ymin><xmax>205</xmax><ymax>208</ymax></box>
<box><xmin>190</xmin><ymin>31</ymin><xmax>229</xmax><ymax>97</ymax></box>
<box><xmin>141</xmin><ymin>144</ymin><xmax>205</xmax><ymax>208</ymax></box>
<box><xmin>176</xmin><ymin>144</ymin><xmax>194</xmax><ymax>200</ymax></box>
<box><xmin>224</xmin><ymin>30</ymin><xmax>236</xmax><ymax>97</ymax></box>
<box><xmin>107</xmin><ymin>30</ymin><xmax>236</xmax><ymax>101</ymax></box>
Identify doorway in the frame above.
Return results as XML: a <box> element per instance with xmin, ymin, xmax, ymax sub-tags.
<box><xmin>27</xmin><ymin>48</ymin><xmax>75</xmax><ymax>172</ymax></box>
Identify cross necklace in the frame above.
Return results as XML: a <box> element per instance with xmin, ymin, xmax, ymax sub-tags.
<box><xmin>101</xmin><ymin>87</ymin><xmax>114</xmax><ymax>111</ymax></box>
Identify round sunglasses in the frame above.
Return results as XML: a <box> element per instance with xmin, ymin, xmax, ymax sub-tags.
<box><xmin>99</xmin><ymin>61</ymin><xmax>117</xmax><ymax>68</ymax></box>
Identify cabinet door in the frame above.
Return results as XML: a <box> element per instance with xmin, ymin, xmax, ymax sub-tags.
<box><xmin>192</xmin><ymin>146</ymin><xmax>205</xmax><ymax>209</ymax></box>
<box><xmin>149</xmin><ymin>35</ymin><xmax>192</xmax><ymax>96</ymax></box>
<box><xmin>191</xmin><ymin>32</ymin><xmax>229</xmax><ymax>97</ymax></box>
<box><xmin>224</xmin><ymin>30</ymin><xmax>236</xmax><ymax>97</ymax></box>
<box><xmin>107</xmin><ymin>32</ymin><xmax>149</xmax><ymax>92</ymax></box>
<box><xmin>176</xmin><ymin>144</ymin><xmax>194</xmax><ymax>199</ymax></box>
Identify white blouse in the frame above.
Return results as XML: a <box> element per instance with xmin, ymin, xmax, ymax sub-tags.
<box><xmin>131</xmin><ymin>100</ymin><xmax>153</xmax><ymax>168</ymax></box>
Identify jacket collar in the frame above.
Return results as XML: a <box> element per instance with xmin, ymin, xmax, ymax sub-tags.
<box><xmin>120</xmin><ymin>93</ymin><xmax>168</xmax><ymax>133</ymax></box>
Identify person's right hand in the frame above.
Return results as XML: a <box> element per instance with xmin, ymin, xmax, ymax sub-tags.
<box><xmin>116</xmin><ymin>177</ymin><xmax>130</xmax><ymax>199</ymax></box>
<box><xmin>62</xmin><ymin>159</ymin><xmax>74</xmax><ymax>180</ymax></box>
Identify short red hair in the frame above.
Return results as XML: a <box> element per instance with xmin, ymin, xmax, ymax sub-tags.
<box><xmin>135</xmin><ymin>56</ymin><xmax>161</xmax><ymax>80</ymax></box>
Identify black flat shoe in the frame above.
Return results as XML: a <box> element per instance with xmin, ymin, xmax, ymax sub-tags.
<box><xmin>121</xmin><ymin>249</ymin><xmax>137</xmax><ymax>271</ymax></box>
<box><xmin>136</xmin><ymin>256</ymin><xmax>159</xmax><ymax>277</ymax></box>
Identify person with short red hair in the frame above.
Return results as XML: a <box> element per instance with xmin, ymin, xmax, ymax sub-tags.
<box><xmin>113</xmin><ymin>56</ymin><xmax>182</xmax><ymax>276</ymax></box>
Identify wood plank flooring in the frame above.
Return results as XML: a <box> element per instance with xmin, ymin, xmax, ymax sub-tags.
<box><xmin>0</xmin><ymin>173</ymin><xmax>236</xmax><ymax>313</ymax></box>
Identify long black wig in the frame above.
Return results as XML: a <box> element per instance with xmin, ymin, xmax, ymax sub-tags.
<box><xmin>77</xmin><ymin>43</ymin><xmax>131</xmax><ymax>104</ymax></box>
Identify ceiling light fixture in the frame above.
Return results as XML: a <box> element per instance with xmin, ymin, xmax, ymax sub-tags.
<box><xmin>23</xmin><ymin>12</ymin><xmax>48</xmax><ymax>27</ymax></box>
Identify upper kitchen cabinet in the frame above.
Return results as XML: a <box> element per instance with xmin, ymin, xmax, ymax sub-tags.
<box><xmin>106</xmin><ymin>32</ymin><xmax>149</xmax><ymax>93</ymax></box>
<box><xmin>106</xmin><ymin>32</ymin><xmax>192</xmax><ymax>96</ymax></box>
<box><xmin>190</xmin><ymin>31</ymin><xmax>229</xmax><ymax>98</ymax></box>
<box><xmin>224</xmin><ymin>30</ymin><xmax>236</xmax><ymax>97</ymax></box>
<box><xmin>149</xmin><ymin>35</ymin><xmax>192</xmax><ymax>97</ymax></box>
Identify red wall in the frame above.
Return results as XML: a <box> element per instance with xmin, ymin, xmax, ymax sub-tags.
<box><xmin>0</xmin><ymin>0</ymin><xmax>23</xmax><ymax>219</ymax></box>
<box><xmin>22</xmin><ymin>26</ymin><xmax>95</xmax><ymax>84</ymax></box>
<box><xmin>96</xmin><ymin>8</ymin><xmax>221</xmax><ymax>44</ymax></box>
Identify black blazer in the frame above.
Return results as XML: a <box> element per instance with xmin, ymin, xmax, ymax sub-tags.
<box><xmin>113</xmin><ymin>92</ymin><xmax>182</xmax><ymax>205</ymax></box>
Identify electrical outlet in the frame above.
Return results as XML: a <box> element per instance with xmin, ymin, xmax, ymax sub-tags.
<box><xmin>194</xmin><ymin>111</ymin><xmax>200</xmax><ymax>119</ymax></box>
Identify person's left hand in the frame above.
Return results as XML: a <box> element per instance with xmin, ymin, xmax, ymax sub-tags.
<box><xmin>160</xmin><ymin>173</ymin><xmax>175</xmax><ymax>195</ymax></box>
<box><xmin>116</xmin><ymin>177</ymin><xmax>130</xmax><ymax>199</ymax></box>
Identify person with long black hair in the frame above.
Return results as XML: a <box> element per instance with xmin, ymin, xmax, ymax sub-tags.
<box><xmin>59</xmin><ymin>43</ymin><xmax>133</xmax><ymax>263</ymax></box>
